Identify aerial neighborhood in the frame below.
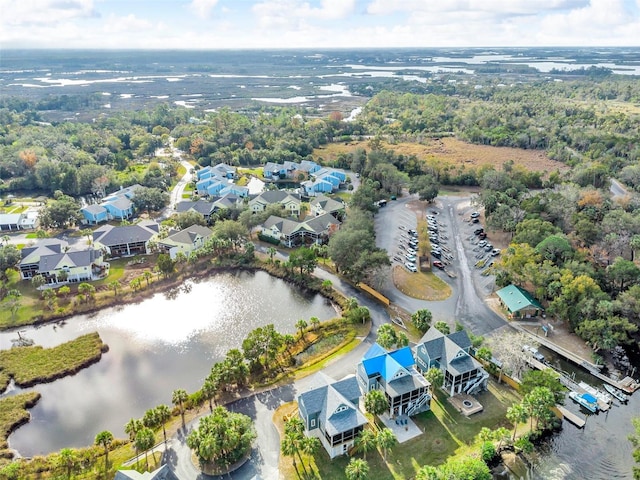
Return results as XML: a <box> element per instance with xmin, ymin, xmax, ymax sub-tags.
<box><xmin>2</xmin><ymin>48</ymin><xmax>640</xmax><ymax>480</ymax></box>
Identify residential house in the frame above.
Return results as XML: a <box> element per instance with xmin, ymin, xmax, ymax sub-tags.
<box><xmin>262</xmin><ymin>161</ymin><xmax>299</xmax><ymax>179</ymax></box>
<box><xmin>211</xmin><ymin>193</ymin><xmax>243</xmax><ymax>212</ymax></box>
<box><xmin>81</xmin><ymin>184</ymin><xmax>142</xmax><ymax>224</ymax></box>
<box><xmin>92</xmin><ymin>220</ymin><xmax>159</xmax><ymax>257</ymax></box>
<box><xmin>414</xmin><ymin>328</ymin><xmax>489</xmax><ymax>397</ymax></box>
<box><xmin>496</xmin><ymin>284</ymin><xmax>544</xmax><ymax>318</ymax></box>
<box><xmin>219</xmin><ymin>184</ymin><xmax>249</xmax><ymax>198</ymax></box>
<box><xmin>80</xmin><ymin>204</ymin><xmax>109</xmax><ymax>225</ymax></box>
<box><xmin>19</xmin><ymin>239</ymin><xmax>68</xmax><ymax>279</ymax></box>
<box><xmin>356</xmin><ymin>343</ymin><xmax>431</xmax><ymax>417</ymax></box>
<box><xmin>299</xmin><ymin>160</ymin><xmax>321</xmax><ymax>174</ymax></box>
<box><xmin>157</xmin><ymin>224</ymin><xmax>212</xmax><ymax>259</ymax></box>
<box><xmin>249</xmin><ymin>191</ymin><xmax>301</xmax><ymax>217</ymax></box>
<box><xmin>261</xmin><ymin>212</ymin><xmax>340</xmax><ymax>247</ymax></box>
<box><xmin>302</xmin><ymin>167</ymin><xmax>347</xmax><ymax>196</ymax></box>
<box><xmin>310</xmin><ymin>195</ymin><xmax>345</xmax><ymax>218</ymax></box>
<box><xmin>115</xmin><ymin>465</ymin><xmax>178</xmax><ymax>480</ymax></box>
<box><xmin>0</xmin><ymin>210</ymin><xmax>39</xmax><ymax>231</ymax></box>
<box><xmin>175</xmin><ymin>199</ymin><xmax>215</xmax><ymax>221</ymax></box>
<box><xmin>196</xmin><ymin>163</ymin><xmax>236</xmax><ymax>181</ymax></box>
<box><xmin>301</xmin><ymin>178</ymin><xmax>334</xmax><ymax>196</ymax></box>
<box><xmin>298</xmin><ymin>373</ymin><xmax>369</xmax><ymax>458</ymax></box>
<box><xmin>19</xmin><ymin>239</ymin><xmax>107</xmax><ymax>283</ymax></box>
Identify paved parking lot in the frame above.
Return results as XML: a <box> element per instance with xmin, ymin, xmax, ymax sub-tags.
<box><xmin>374</xmin><ymin>194</ymin><xmax>507</xmax><ymax>336</ymax></box>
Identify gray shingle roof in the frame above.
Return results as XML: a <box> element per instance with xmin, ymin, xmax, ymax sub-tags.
<box><xmin>93</xmin><ymin>223</ymin><xmax>158</xmax><ymax>246</ymax></box>
<box><xmin>175</xmin><ymin>200</ymin><xmax>214</xmax><ymax>216</ymax></box>
<box><xmin>39</xmin><ymin>249</ymin><xmax>101</xmax><ymax>271</ymax></box>
<box><xmin>310</xmin><ymin>195</ymin><xmax>344</xmax><ymax>214</ymax></box>
<box><xmin>81</xmin><ymin>204</ymin><xmax>107</xmax><ymax>215</ymax></box>
<box><xmin>417</xmin><ymin>328</ymin><xmax>480</xmax><ymax>376</ymax></box>
<box><xmin>303</xmin><ymin>213</ymin><xmax>340</xmax><ymax>233</ymax></box>
<box><xmin>163</xmin><ymin>225</ymin><xmax>212</xmax><ymax>245</ymax></box>
<box><xmin>114</xmin><ymin>465</ymin><xmax>178</xmax><ymax>480</ymax></box>
<box><xmin>20</xmin><ymin>239</ymin><xmax>67</xmax><ymax>265</ymax></box>
<box><xmin>298</xmin><ymin>374</ymin><xmax>367</xmax><ymax>437</ymax></box>
<box><xmin>263</xmin><ymin>215</ymin><xmax>300</xmax><ymax>236</ymax></box>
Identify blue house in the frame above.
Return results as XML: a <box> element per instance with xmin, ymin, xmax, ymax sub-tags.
<box><xmin>205</xmin><ymin>180</ymin><xmax>227</xmax><ymax>197</ymax></box>
<box><xmin>298</xmin><ymin>373</ymin><xmax>368</xmax><ymax>458</ymax></box>
<box><xmin>300</xmin><ymin>160</ymin><xmax>321</xmax><ymax>174</ymax></box>
<box><xmin>80</xmin><ymin>204</ymin><xmax>109</xmax><ymax>225</ymax></box>
<box><xmin>197</xmin><ymin>163</ymin><xmax>236</xmax><ymax>181</ymax></box>
<box><xmin>262</xmin><ymin>161</ymin><xmax>300</xmax><ymax>179</ymax></box>
<box><xmin>220</xmin><ymin>184</ymin><xmax>249</xmax><ymax>198</ymax></box>
<box><xmin>414</xmin><ymin>328</ymin><xmax>489</xmax><ymax>397</ymax></box>
<box><xmin>102</xmin><ymin>196</ymin><xmax>134</xmax><ymax>220</ymax></box>
<box><xmin>356</xmin><ymin>343</ymin><xmax>431</xmax><ymax>417</ymax></box>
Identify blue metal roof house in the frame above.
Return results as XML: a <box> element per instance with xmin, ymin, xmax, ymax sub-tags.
<box><xmin>356</xmin><ymin>343</ymin><xmax>431</xmax><ymax>417</ymax></box>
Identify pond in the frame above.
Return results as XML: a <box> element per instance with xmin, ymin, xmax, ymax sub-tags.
<box><xmin>1</xmin><ymin>270</ymin><xmax>337</xmax><ymax>457</ymax></box>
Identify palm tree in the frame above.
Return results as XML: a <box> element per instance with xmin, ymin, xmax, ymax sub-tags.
<box><xmin>142</xmin><ymin>270</ymin><xmax>153</xmax><ymax>287</ymax></box>
<box><xmin>506</xmin><ymin>403</ymin><xmax>528</xmax><ymax>442</ymax></box>
<box><xmin>172</xmin><ymin>388</ymin><xmax>189</xmax><ymax>428</ymax></box>
<box><xmin>135</xmin><ymin>427</ymin><xmax>156</xmax><ymax>469</ymax></box>
<box><xmin>155</xmin><ymin>405</ymin><xmax>171</xmax><ymax>444</ymax></box>
<box><xmin>310</xmin><ymin>316</ymin><xmax>320</xmax><ymax>331</ymax></box>
<box><xmin>201</xmin><ymin>377</ymin><xmax>218</xmax><ymax>413</ymax></box>
<box><xmin>345</xmin><ymin>458</ymin><xmax>369</xmax><ymax>480</ymax></box>
<box><xmin>267</xmin><ymin>246</ymin><xmax>277</xmax><ymax>262</ymax></box>
<box><xmin>280</xmin><ymin>432</ymin><xmax>301</xmax><ymax>477</ymax></box>
<box><xmin>57</xmin><ymin>448</ymin><xmax>78</xmax><ymax>479</ymax></box>
<box><xmin>301</xmin><ymin>436</ymin><xmax>320</xmax><ymax>462</ymax></box>
<box><xmin>31</xmin><ymin>274</ymin><xmax>46</xmax><ymax>290</ymax></box>
<box><xmin>108</xmin><ymin>280</ymin><xmax>119</xmax><ymax>297</ymax></box>
<box><xmin>364</xmin><ymin>389</ymin><xmax>389</xmax><ymax>417</ymax></box>
<box><xmin>283</xmin><ymin>417</ymin><xmax>307</xmax><ymax>475</ymax></box>
<box><xmin>295</xmin><ymin>319</ymin><xmax>308</xmax><ymax>342</ymax></box>
<box><xmin>124</xmin><ymin>418</ymin><xmax>143</xmax><ymax>465</ymax></box>
<box><xmin>94</xmin><ymin>430</ymin><xmax>113</xmax><ymax>474</ymax></box>
<box><xmin>376</xmin><ymin>428</ymin><xmax>397</xmax><ymax>462</ymax></box>
<box><xmin>142</xmin><ymin>408</ymin><xmax>159</xmax><ymax>430</ymax></box>
<box><xmin>355</xmin><ymin>429</ymin><xmax>377</xmax><ymax>460</ymax></box>
<box><xmin>1</xmin><ymin>234</ymin><xmax>10</xmax><ymax>246</ymax></box>
<box><xmin>283</xmin><ymin>334</ymin><xmax>296</xmax><ymax>356</ymax></box>
<box><xmin>345</xmin><ymin>297</ymin><xmax>358</xmax><ymax>311</ymax></box>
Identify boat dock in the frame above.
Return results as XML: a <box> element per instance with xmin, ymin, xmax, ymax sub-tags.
<box><xmin>512</xmin><ymin>322</ymin><xmax>639</xmax><ymax>394</ymax></box>
<box><xmin>554</xmin><ymin>405</ymin><xmax>586</xmax><ymax>428</ymax></box>
<box><xmin>559</xmin><ymin>375</ymin><xmax>610</xmax><ymax>411</ymax></box>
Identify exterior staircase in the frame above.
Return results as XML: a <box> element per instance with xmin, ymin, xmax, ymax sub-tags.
<box><xmin>406</xmin><ymin>392</ymin><xmax>432</xmax><ymax>416</ymax></box>
<box><xmin>464</xmin><ymin>371</ymin><xmax>489</xmax><ymax>395</ymax></box>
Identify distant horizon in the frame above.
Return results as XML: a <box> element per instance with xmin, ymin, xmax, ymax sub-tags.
<box><xmin>2</xmin><ymin>1</ymin><xmax>639</xmax><ymax>50</ymax></box>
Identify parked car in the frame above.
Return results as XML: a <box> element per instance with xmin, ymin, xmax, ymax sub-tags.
<box><xmin>471</xmin><ymin>218</ymin><xmax>480</xmax><ymax>223</ymax></box>
<box><xmin>405</xmin><ymin>262</ymin><xmax>418</xmax><ymax>272</ymax></box>
<box><xmin>405</xmin><ymin>254</ymin><xmax>417</xmax><ymax>262</ymax></box>
<box><xmin>478</xmin><ymin>240</ymin><xmax>487</xmax><ymax>247</ymax></box>
<box><xmin>406</xmin><ymin>248</ymin><xmax>417</xmax><ymax>256</ymax></box>
<box><xmin>432</xmin><ymin>260</ymin><xmax>445</xmax><ymax>269</ymax></box>
<box><xmin>478</xmin><ymin>232</ymin><xmax>487</xmax><ymax>239</ymax></box>
<box><xmin>484</xmin><ymin>244</ymin><xmax>494</xmax><ymax>251</ymax></box>
<box><xmin>474</xmin><ymin>228</ymin><xmax>484</xmax><ymax>235</ymax></box>
<box><xmin>408</xmin><ymin>229</ymin><xmax>417</xmax><ymax>235</ymax></box>
<box><xmin>431</xmin><ymin>251</ymin><xmax>441</xmax><ymax>258</ymax></box>
<box><xmin>491</xmin><ymin>248</ymin><xmax>501</xmax><ymax>256</ymax></box>
<box><xmin>470</xmin><ymin>211</ymin><xmax>480</xmax><ymax>218</ymax></box>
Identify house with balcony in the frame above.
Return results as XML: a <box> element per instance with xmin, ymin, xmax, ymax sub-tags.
<box><xmin>356</xmin><ymin>343</ymin><xmax>431</xmax><ymax>417</ymax></box>
<box><xmin>310</xmin><ymin>195</ymin><xmax>345</xmax><ymax>218</ymax></box>
<box><xmin>260</xmin><ymin>212</ymin><xmax>340</xmax><ymax>248</ymax></box>
<box><xmin>157</xmin><ymin>224</ymin><xmax>212</xmax><ymax>259</ymax></box>
<box><xmin>298</xmin><ymin>373</ymin><xmax>368</xmax><ymax>458</ymax></box>
<box><xmin>196</xmin><ymin>163</ymin><xmax>236</xmax><ymax>181</ymax></box>
<box><xmin>19</xmin><ymin>238</ymin><xmax>107</xmax><ymax>284</ymax></box>
<box><xmin>249</xmin><ymin>191</ymin><xmax>301</xmax><ymax>217</ymax></box>
<box><xmin>92</xmin><ymin>220</ymin><xmax>159</xmax><ymax>258</ymax></box>
<box><xmin>414</xmin><ymin>328</ymin><xmax>489</xmax><ymax>397</ymax></box>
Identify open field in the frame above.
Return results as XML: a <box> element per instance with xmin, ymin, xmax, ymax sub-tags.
<box><xmin>392</xmin><ymin>265</ymin><xmax>452</xmax><ymax>301</ymax></box>
<box><xmin>314</xmin><ymin>137</ymin><xmax>569</xmax><ymax>174</ymax></box>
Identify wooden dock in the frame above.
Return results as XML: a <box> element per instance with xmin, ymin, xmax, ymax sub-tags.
<box><xmin>554</xmin><ymin>405</ymin><xmax>586</xmax><ymax>428</ymax></box>
<box><xmin>512</xmin><ymin>322</ymin><xmax>639</xmax><ymax>394</ymax></box>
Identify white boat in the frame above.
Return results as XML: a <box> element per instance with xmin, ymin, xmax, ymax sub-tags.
<box><xmin>569</xmin><ymin>391</ymin><xmax>598</xmax><ymax>413</ymax></box>
<box><xmin>603</xmin><ymin>383</ymin><xmax>629</xmax><ymax>403</ymax></box>
<box><xmin>578</xmin><ymin>381</ymin><xmax>612</xmax><ymax>404</ymax></box>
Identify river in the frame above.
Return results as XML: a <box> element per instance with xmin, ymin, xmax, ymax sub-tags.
<box><xmin>1</xmin><ymin>270</ymin><xmax>337</xmax><ymax>457</ymax></box>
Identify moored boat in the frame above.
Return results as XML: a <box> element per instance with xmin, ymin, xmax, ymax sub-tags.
<box><xmin>569</xmin><ymin>391</ymin><xmax>598</xmax><ymax>413</ymax></box>
<box><xmin>392</xmin><ymin>317</ymin><xmax>407</xmax><ymax>329</ymax></box>
<box><xmin>578</xmin><ymin>381</ymin><xmax>612</xmax><ymax>404</ymax></box>
<box><xmin>603</xmin><ymin>383</ymin><xmax>629</xmax><ymax>403</ymax></box>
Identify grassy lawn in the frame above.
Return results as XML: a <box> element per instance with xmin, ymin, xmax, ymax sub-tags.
<box><xmin>0</xmin><ymin>332</ymin><xmax>107</xmax><ymax>391</ymax></box>
<box><xmin>0</xmin><ymin>392</ymin><xmax>41</xmax><ymax>452</ymax></box>
<box><xmin>392</xmin><ymin>265</ymin><xmax>451</xmax><ymax>301</ymax></box>
<box><xmin>239</xmin><ymin>167</ymin><xmax>264</xmax><ymax>178</ymax></box>
<box><xmin>275</xmin><ymin>378</ymin><xmax>520</xmax><ymax>479</ymax></box>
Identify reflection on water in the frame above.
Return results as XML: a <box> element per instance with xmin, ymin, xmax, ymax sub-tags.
<box><xmin>1</xmin><ymin>271</ymin><xmax>336</xmax><ymax>456</ymax></box>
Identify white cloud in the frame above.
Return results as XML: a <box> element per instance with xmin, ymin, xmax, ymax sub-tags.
<box><xmin>189</xmin><ymin>0</ymin><xmax>219</xmax><ymax>18</ymax></box>
<box><xmin>252</xmin><ymin>0</ymin><xmax>356</xmax><ymax>29</ymax></box>
<box><xmin>103</xmin><ymin>14</ymin><xmax>153</xmax><ymax>34</ymax></box>
<box><xmin>366</xmin><ymin>0</ymin><xmax>588</xmax><ymax>15</ymax></box>
<box><xmin>0</xmin><ymin>0</ymin><xmax>97</xmax><ymax>26</ymax></box>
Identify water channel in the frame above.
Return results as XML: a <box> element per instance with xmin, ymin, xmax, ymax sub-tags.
<box><xmin>516</xmin><ymin>346</ymin><xmax>637</xmax><ymax>480</ymax></box>
<box><xmin>1</xmin><ymin>270</ymin><xmax>337</xmax><ymax>457</ymax></box>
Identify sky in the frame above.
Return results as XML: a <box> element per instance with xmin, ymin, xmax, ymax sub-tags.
<box><xmin>1</xmin><ymin>0</ymin><xmax>639</xmax><ymax>50</ymax></box>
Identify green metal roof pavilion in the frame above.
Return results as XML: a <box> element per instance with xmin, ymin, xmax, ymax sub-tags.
<box><xmin>496</xmin><ymin>284</ymin><xmax>544</xmax><ymax>314</ymax></box>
